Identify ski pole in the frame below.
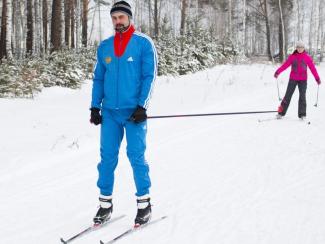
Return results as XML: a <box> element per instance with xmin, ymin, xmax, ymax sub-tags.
<box><xmin>276</xmin><ymin>78</ymin><xmax>282</xmax><ymax>101</ymax></box>
<box><xmin>314</xmin><ymin>84</ymin><xmax>319</xmax><ymax>107</ymax></box>
<box><xmin>148</xmin><ymin>110</ymin><xmax>277</xmax><ymax>119</ymax></box>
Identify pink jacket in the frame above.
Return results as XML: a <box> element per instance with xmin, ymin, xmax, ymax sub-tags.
<box><xmin>275</xmin><ymin>51</ymin><xmax>320</xmax><ymax>83</ymax></box>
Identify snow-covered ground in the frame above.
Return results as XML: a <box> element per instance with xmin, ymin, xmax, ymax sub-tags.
<box><xmin>1</xmin><ymin>63</ymin><xmax>325</xmax><ymax>244</ymax></box>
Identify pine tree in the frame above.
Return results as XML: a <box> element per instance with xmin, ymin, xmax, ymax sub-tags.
<box><xmin>0</xmin><ymin>0</ymin><xmax>7</xmax><ymax>60</ymax></box>
<box><xmin>26</xmin><ymin>0</ymin><xmax>34</xmax><ymax>56</ymax></box>
<box><xmin>180</xmin><ymin>0</ymin><xmax>188</xmax><ymax>36</ymax></box>
<box><xmin>42</xmin><ymin>0</ymin><xmax>48</xmax><ymax>51</ymax></box>
<box><xmin>64</xmin><ymin>0</ymin><xmax>71</xmax><ymax>47</ymax></box>
<box><xmin>51</xmin><ymin>0</ymin><xmax>62</xmax><ymax>52</ymax></box>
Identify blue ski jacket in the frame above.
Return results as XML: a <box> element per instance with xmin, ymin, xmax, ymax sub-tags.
<box><xmin>91</xmin><ymin>30</ymin><xmax>158</xmax><ymax>110</ymax></box>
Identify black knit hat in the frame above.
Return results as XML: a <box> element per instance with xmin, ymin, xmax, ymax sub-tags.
<box><xmin>110</xmin><ymin>1</ymin><xmax>132</xmax><ymax>18</ymax></box>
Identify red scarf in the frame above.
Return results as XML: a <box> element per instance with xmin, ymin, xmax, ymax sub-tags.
<box><xmin>114</xmin><ymin>25</ymin><xmax>135</xmax><ymax>57</ymax></box>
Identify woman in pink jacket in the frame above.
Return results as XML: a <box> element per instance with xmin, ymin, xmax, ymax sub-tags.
<box><xmin>274</xmin><ymin>41</ymin><xmax>321</xmax><ymax>119</ymax></box>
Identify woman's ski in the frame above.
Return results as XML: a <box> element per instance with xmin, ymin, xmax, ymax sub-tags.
<box><xmin>99</xmin><ymin>215</ymin><xmax>167</xmax><ymax>244</ymax></box>
<box><xmin>60</xmin><ymin>214</ymin><xmax>126</xmax><ymax>244</ymax></box>
<box><xmin>258</xmin><ymin>116</ymin><xmax>311</xmax><ymax>124</ymax></box>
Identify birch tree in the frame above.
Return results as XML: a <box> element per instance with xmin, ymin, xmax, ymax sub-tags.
<box><xmin>97</xmin><ymin>0</ymin><xmax>102</xmax><ymax>42</ymax></box>
<box><xmin>278</xmin><ymin>0</ymin><xmax>285</xmax><ymax>61</ymax></box>
<box><xmin>34</xmin><ymin>0</ymin><xmax>42</xmax><ymax>54</ymax></box>
<box><xmin>0</xmin><ymin>0</ymin><xmax>13</xmax><ymax>59</ymax></box>
<box><xmin>154</xmin><ymin>0</ymin><xmax>158</xmax><ymax>38</ymax></box>
<box><xmin>75</xmin><ymin>0</ymin><xmax>81</xmax><ymax>50</ymax></box>
<box><xmin>6</xmin><ymin>0</ymin><xmax>11</xmax><ymax>58</ymax></box>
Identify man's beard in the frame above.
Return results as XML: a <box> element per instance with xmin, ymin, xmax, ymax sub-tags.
<box><xmin>115</xmin><ymin>23</ymin><xmax>130</xmax><ymax>33</ymax></box>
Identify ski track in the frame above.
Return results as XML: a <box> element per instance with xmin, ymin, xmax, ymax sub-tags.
<box><xmin>0</xmin><ymin>64</ymin><xmax>325</xmax><ymax>244</ymax></box>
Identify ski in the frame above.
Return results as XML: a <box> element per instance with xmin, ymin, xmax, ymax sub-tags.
<box><xmin>99</xmin><ymin>215</ymin><xmax>167</xmax><ymax>244</ymax></box>
<box><xmin>258</xmin><ymin>117</ymin><xmax>279</xmax><ymax>122</ymax></box>
<box><xmin>60</xmin><ymin>214</ymin><xmax>126</xmax><ymax>244</ymax></box>
<box><xmin>258</xmin><ymin>117</ymin><xmax>311</xmax><ymax>124</ymax></box>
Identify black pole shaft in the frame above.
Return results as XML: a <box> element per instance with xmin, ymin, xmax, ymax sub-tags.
<box><xmin>276</xmin><ymin>78</ymin><xmax>282</xmax><ymax>101</ymax></box>
<box><xmin>314</xmin><ymin>85</ymin><xmax>319</xmax><ymax>107</ymax></box>
<box><xmin>148</xmin><ymin>110</ymin><xmax>277</xmax><ymax>119</ymax></box>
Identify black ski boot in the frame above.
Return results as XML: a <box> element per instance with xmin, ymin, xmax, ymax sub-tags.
<box><xmin>134</xmin><ymin>196</ymin><xmax>151</xmax><ymax>226</ymax></box>
<box><xmin>93</xmin><ymin>196</ymin><xmax>113</xmax><ymax>225</ymax></box>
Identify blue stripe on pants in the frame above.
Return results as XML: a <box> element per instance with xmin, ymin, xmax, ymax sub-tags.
<box><xmin>97</xmin><ymin>108</ymin><xmax>151</xmax><ymax>197</ymax></box>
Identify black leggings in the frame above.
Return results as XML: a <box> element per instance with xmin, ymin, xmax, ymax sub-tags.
<box><xmin>280</xmin><ymin>80</ymin><xmax>307</xmax><ymax>117</ymax></box>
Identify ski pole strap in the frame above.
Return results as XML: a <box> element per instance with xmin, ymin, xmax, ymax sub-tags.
<box><xmin>148</xmin><ymin>110</ymin><xmax>277</xmax><ymax>119</ymax></box>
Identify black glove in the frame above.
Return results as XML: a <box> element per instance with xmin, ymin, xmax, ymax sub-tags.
<box><xmin>90</xmin><ymin>108</ymin><xmax>102</xmax><ymax>125</ymax></box>
<box><xmin>129</xmin><ymin>106</ymin><xmax>147</xmax><ymax>123</ymax></box>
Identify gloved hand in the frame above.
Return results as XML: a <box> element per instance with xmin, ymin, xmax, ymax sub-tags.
<box><xmin>90</xmin><ymin>108</ymin><xmax>102</xmax><ymax>125</ymax></box>
<box><xmin>274</xmin><ymin>72</ymin><xmax>279</xmax><ymax>78</ymax></box>
<box><xmin>316</xmin><ymin>79</ymin><xmax>321</xmax><ymax>85</ymax></box>
<box><xmin>129</xmin><ymin>106</ymin><xmax>147</xmax><ymax>123</ymax></box>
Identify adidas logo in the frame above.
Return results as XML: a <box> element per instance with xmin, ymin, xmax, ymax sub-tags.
<box><xmin>127</xmin><ymin>56</ymin><xmax>134</xmax><ymax>62</ymax></box>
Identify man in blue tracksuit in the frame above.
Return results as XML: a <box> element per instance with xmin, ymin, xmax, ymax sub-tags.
<box><xmin>89</xmin><ymin>1</ymin><xmax>157</xmax><ymax>226</ymax></box>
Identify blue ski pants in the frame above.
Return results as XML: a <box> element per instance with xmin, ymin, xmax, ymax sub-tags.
<box><xmin>97</xmin><ymin>108</ymin><xmax>151</xmax><ymax>197</ymax></box>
